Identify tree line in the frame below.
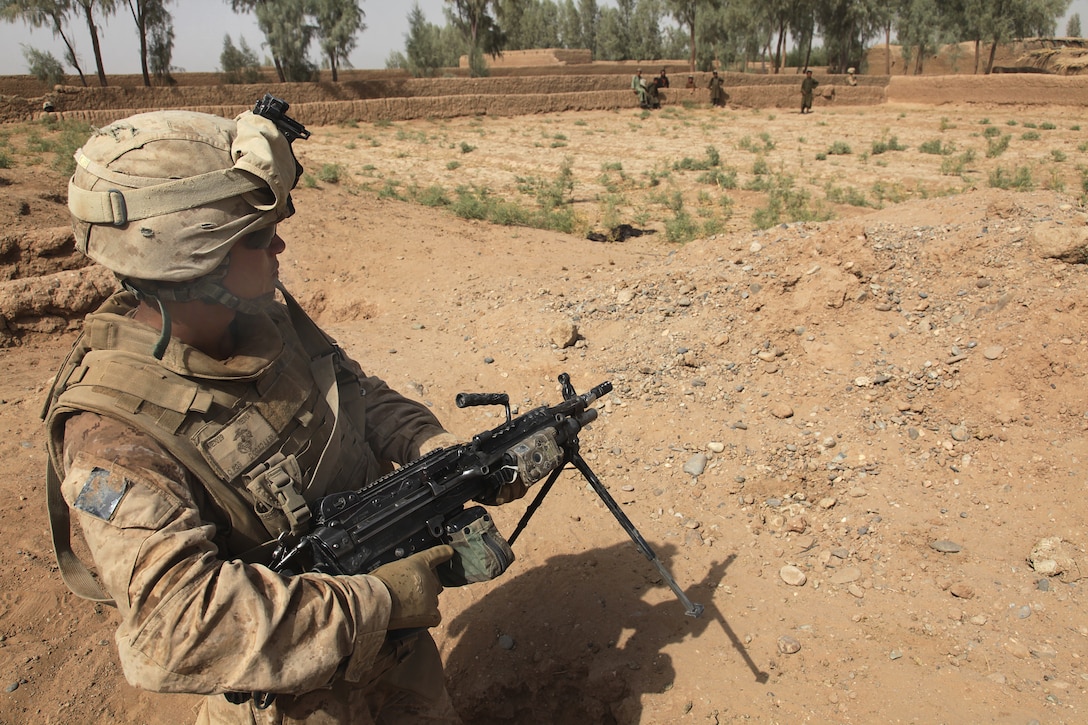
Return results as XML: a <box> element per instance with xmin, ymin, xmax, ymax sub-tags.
<box><xmin>1</xmin><ymin>0</ymin><xmax>1078</xmax><ymax>87</ymax></box>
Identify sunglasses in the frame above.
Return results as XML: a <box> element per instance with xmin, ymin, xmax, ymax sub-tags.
<box><xmin>242</xmin><ymin>228</ymin><xmax>276</xmax><ymax>249</ymax></box>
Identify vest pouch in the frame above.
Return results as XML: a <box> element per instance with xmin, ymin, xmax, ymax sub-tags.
<box><xmin>437</xmin><ymin>506</ymin><xmax>514</xmax><ymax>587</ymax></box>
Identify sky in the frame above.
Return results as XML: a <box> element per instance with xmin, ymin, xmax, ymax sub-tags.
<box><xmin>2</xmin><ymin>0</ymin><xmax>1088</xmax><ymax>77</ymax></box>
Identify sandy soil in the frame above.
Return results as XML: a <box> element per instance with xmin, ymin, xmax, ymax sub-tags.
<box><xmin>1</xmin><ymin>96</ymin><xmax>1087</xmax><ymax>724</ymax></box>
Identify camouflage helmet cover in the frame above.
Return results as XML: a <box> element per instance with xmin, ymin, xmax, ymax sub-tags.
<box><xmin>67</xmin><ymin>109</ymin><xmax>299</xmax><ymax>283</ymax></box>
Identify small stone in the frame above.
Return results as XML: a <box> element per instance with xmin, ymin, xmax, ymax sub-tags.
<box><xmin>982</xmin><ymin>345</ymin><xmax>1004</xmax><ymax>360</ymax></box>
<box><xmin>548</xmin><ymin>320</ymin><xmax>579</xmax><ymax>349</ymax></box>
<box><xmin>780</xmin><ymin>565</ymin><xmax>807</xmax><ymax>586</ymax></box>
<box><xmin>483</xmin><ymin>356</ymin><xmax>495</xmax><ymax>364</ymax></box>
<box><xmin>950</xmin><ymin>583</ymin><xmax>975</xmax><ymax>599</ymax></box>
<box><xmin>498</xmin><ymin>634</ymin><xmax>515</xmax><ymax>650</ymax></box>
<box><xmin>770</xmin><ymin>404</ymin><xmax>794</xmax><ymax>419</ymax></box>
<box><xmin>707</xmin><ymin>441</ymin><xmax>725</xmax><ymax>453</ymax></box>
<box><xmin>969</xmin><ymin>615</ymin><xmax>988</xmax><ymax>626</ymax></box>
<box><xmin>829</xmin><ymin>566</ymin><xmax>861</xmax><ymax>585</ymax></box>
<box><xmin>950</xmin><ymin>425</ymin><xmax>969</xmax><ymax>442</ymax></box>
<box><xmin>777</xmin><ymin>635</ymin><xmax>801</xmax><ymax>654</ymax></box>
<box><xmin>847</xmin><ymin>584</ymin><xmax>864</xmax><ymax>598</ymax></box>
<box><xmin>683</xmin><ymin>453</ymin><xmax>708</xmax><ymax>476</ymax></box>
<box><xmin>889</xmin><ymin>649</ymin><xmax>903</xmax><ymax>660</ymax></box>
<box><xmin>818</xmin><ymin>497</ymin><xmax>837</xmax><ymax>510</ymax></box>
<box><xmin>1003</xmin><ymin>639</ymin><xmax>1031</xmax><ymax>659</ymax></box>
<box><xmin>930</xmin><ymin>540</ymin><xmax>963</xmax><ymax>553</ymax></box>
<box><xmin>4</xmin><ymin>682</ymin><xmax>17</xmax><ymax>693</ymax></box>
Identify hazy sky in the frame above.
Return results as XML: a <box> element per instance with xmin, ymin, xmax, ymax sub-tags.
<box><xmin>1</xmin><ymin>0</ymin><xmax>1087</xmax><ymax>76</ymax></box>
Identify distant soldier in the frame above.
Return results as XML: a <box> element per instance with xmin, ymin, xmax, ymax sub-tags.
<box><xmin>800</xmin><ymin>69</ymin><xmax>819</xmax><ymax>114</ymax></box>
<box><xmin>685</xmin><ymin>75</ymin><xmax>695</xmax><ymax>91</ymax></box>
<box><xmin>657</xmin><ymin>68</ymin><xmax>670</xmax><ymax>89</ymax></box>
<box><xmin>708</xmin><ymin>71</ymin><xmax>726</xmax><ymax>107</ymax></box>
<box><xmin>631</xmin><ymin>68</ymin><xmax>650</xmax><ymax>109</ymax></box>
<box><xmin>846</xmin><ymin>67</ymin><xmax>858</xmax><ymax>86</ymax></box>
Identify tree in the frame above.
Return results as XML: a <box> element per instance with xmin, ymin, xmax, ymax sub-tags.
<box><xmin>220</xmin><ymin>33</ymin><xmax>261</xmax><ymax>83</ymax></box>
<box><xmin>74</xmin><ymin>0</ymin><xmax>118</xmax><ymax>86</ymax></box>
<box><xmin>126</xmin><ymin>0</ymin><xmax>172</xmax><ymax>86</ymax></box>
<box><xmin>444</xmin><ymin>0</ymin><xmax>504</xmax><ymax>76</ymax></box>
<box><xmin>145</xmin><ymin>0</ymin><xmax>173</xmax><ymax>83</ymax></box>
<box><xmin>813</xmin><ymin>0</ymin><xmax>882</xmax><ymax>74</ymax></box>
<box><xmin>1068</xmin><ymin>12</ymin><xmax>1081</xmax><ymax>37</ymax></box>
<box><xmin>971</xmin><ymin>0</ymin><xmax>1070</xmax><ymax>74</ymax></box>
<box><xmin>896</xmin><ymin>0</ymin><xmax>946</xmax><ymax>75</ymax></box>
<box><xmin>312</xmin><ymin>0</ymin><xmax>363</xmax><ymax>82</ymax></box>
<box><xmin>630</xmin><ymin>0</ymin><xmax>665</xmax><ymax>62</ymax></box>
<box><xmin>0</xmin><ymin>0</ymin><xmax>88</xmax><ymax>86</ymax></box>
<box><xmin>22</xmin><ymin>44</ymin><xmax>67</xmax><ymax>84</ymax></box>
<box><xmin>398</xmin><ymin>2</ymin><xmax>462</xmax><ymax>76</ymax></box>
<box><xmin>254</xmin><ymin>0</ymin><xmax>316</xmax><ymax>82</ymax></box>
<box><xmin>596</xmin><ymin>0</ymin><xmax>634</xmax><ymax>60</ymax></box>
<box><xmin>664</xmin><ymin>0</ymin><xmax>719</xmax><ymax>72</ymax></box>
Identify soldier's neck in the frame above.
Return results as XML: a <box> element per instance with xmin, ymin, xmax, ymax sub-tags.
<box><xmin>134</xmin><ymin>299</ymin><xmax>237</xmax><ymax>360</ymax></box>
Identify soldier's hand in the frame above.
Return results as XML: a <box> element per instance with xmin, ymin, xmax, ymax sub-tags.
<box><xmin>370</xmin><ymin>545</ymin><xmax>454</xmax><ymax>630</ymax></box>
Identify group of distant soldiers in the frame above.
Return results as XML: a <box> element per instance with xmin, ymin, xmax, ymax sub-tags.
<box><xmin>632</xmin><ymin>66</ymin><xmax>857</xmax><ymax>114</ymax></box>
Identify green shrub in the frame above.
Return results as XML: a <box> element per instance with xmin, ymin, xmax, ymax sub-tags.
<box><xmin>1020</xmin><ymin>131</ymin><xmax>1040</xmax><ymax>141</ymax></box>
<box><xmin>1051</xmin><ymin>149</ymin><xmax>1068</xmax><ymax>162</ymax></box>
<box><xmin>825</xmin><ymin>183</ymin><xmax>872</xmax><ymax>207</ymax></box>
<box><xmin>411</xmin><ymin>184</ymin><xmax>450</xmax><ymax>207</ymax></box>
<box><xmin>459</xmin><ymin>141</ymin><xmax>476</xmax><ymax>153</ymax></box>
<box><xmin>986</xmin><ymin>134</ymin><xmax>1011</xmax><ymax>158</ymax></box>
<box><xmin>827</xmin><ymin>140</ymin><xmax>852</xmax><ymax>155</ymax></box>
<box><xmin>697</xmin><ymin>168</ymin><xmax>737</xmax><ymax>188</ymax></box>
<box><xmin>0</xmin><ymin>149</ymin><xmax>12</xmax><ymax>169</ymax></box>
<box><xmin>940</xmin><ymin>149</ymin><xmax>976</xmax><ymax>176</ymax></box>
<box><xmin>752</xmin><ymin>178</ymin><xmax>831</xmax><ymax>229</ymax></box>
<box><xmin>983</xmin><ymin>126</ymin><xmax>1001</xmax><ymax>138</ymax></box>
<box><xmin>316</xmin><ymin>164</ymin><xmax>342</xmax><ymax>184</ymax></box>
<box><xmin>665</xmin><ymin>208</ymin><xmax>699</xmax><ymax>243</ymax></box>
<box><xmin>988</xmin><ymin>165</ymin><xmax>1034</xmax><ymax>190</ymax></box>
<box><xmin>446</xmin><ymin>160</ymin><xmax>461</xmax><ymax>170</ymax></box>
<box><xmin>871</xmin><ymin>136</ymin><xmax>906</xmax><ymax>155</ymax></box>
<box><xmin>1040</xmin><ymin>121</ymin><xmax>1056</xmax><ymax>130</ymax></box>
<box><xmin>919</xmin><ymin>138</ymin><xmax>952</xmax><ymax>155</ymax></box>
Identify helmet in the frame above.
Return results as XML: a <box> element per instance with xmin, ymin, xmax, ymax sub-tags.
<box><xmin>67</xmin><ymin>109</ymin><xmax>300</xmax><ymax>285</ymax></box>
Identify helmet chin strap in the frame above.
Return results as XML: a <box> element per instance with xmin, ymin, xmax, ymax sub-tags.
<box><xmin>122</xmin><ymin>252</ymin><xmax>277</xmax><ymax>359</ymax></box>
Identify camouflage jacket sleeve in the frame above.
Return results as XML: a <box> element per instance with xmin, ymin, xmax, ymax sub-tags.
<box><xmin>59</xmin><ymin>412</ymin><xmax>394</xmax><ymax>696</ymax></box>
<box><xmin>337</xmin><ymin>354</ymin><xmax>456</xmax><ymax>463</ymax></box>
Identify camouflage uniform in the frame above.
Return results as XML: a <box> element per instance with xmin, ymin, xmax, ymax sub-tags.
<box><xmin>43</xmin><ymin>108</ymin><xmax>464</xmax><ymax>723</ymax></box>
<box><xmin>46</xmin><ymin>293</ymin><xmax>462</xmax><ymax>723</ymax></box>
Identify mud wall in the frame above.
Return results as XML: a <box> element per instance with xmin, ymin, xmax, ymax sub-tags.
<box><xmin>2</xmin><ymin>71</ymin><xmax>887</xmax><ymax>125</ymax></box>
<box><xmin>886</xmin><ymin>74</ymin><xmax>1088</xmax><ymax>105</ymax></box>
<box><xmin>6</xmin><ymin>68</ymin><xmax>1088</xmax><ymax>127</ymax></box>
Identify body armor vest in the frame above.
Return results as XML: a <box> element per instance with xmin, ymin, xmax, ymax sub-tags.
<box><xmin>43</xmin><ymin>291</ymin><xmax>383</xmax><ymax>560</ymax></box>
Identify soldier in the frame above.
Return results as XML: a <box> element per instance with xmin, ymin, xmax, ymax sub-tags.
<box><xmin>801</xmin><ymin>69</ymin><xmax>819</xmax><ymax>114</ymax></box>
<box><xmin>657</xmin><ymin>67</ymin><xmax>670</xmax><ymax>89</ymax></box>
<box><xmin>708</xmin><ymin>70</ymin><xmax>726</xmax><ymax>107</ymax></box>
<box><xmin>42</xmin><ymin>105</ymin><xmax>506</xmax><ymax>723</ymax></box>
<box><xmin>631</xmin><ymin>68</ymin><xmax>650</xmax><ymax>108</ymax></box>
<box><xmin>846</xmin><ymin>67</ymin><xmax>858</xmax><ymax>86</ymax></box>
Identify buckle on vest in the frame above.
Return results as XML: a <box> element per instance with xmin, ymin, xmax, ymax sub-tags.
<box><xmin>243</xmin><ymin>453</ymin><xmax>312</xmax><ymax>535</ymax></box>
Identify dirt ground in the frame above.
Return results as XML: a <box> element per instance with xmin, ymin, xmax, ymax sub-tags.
<box><xmin>2</xmin><ymin>92</ymin><xmax>1088</xmax><ymax>725</ymax></box>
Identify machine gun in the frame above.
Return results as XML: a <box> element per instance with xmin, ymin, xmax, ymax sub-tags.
<box><xmin>269</xmin><ymin>373</ymin><xmax>703</xmax><ymax>619</ymax></box>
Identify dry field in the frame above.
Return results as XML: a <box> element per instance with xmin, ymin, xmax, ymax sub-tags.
<box><xmin>1</xmin><ymin>95</ymin><xmax>1087</xmax><ymax>724</ymax></box>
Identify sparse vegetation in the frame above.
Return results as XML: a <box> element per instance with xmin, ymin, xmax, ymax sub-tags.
<box><xmin>986</xmin><ymin>134</ymin><xmax>1011</xmax><ymax>158</ymax></box>
<box><xmin>988</xmin><ymin>165</ymin><xmax>1034</xmax><ymax>190</ymax></box>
